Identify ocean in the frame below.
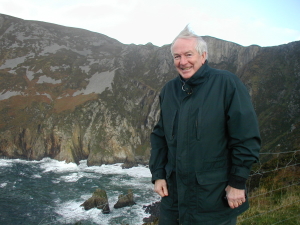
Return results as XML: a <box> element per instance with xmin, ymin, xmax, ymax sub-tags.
<box><xmin>0</xmin><ymin>158</ymin><xmax>160</xmax><ymax>225</ymax></box>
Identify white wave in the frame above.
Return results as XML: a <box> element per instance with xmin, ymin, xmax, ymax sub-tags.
<box><xmin>55</xmin><ymin>198</ymin><xmax>149</xmax><ymax>225</ymax></box>
<box><xmin>55</xmin><ymin>200</ymin><xmax>109</xmax><ymax>225</ymax></box>
<box><xmin>58</xmin><ymin>172</ymin><xmax>84</xmax><ymax>183</ymax></box>
<box><xmin>0</xmin><ymin>158</ymin><xmax>43</xmax><ymax>166</ymax></box>
<box><xmin>109</xmin><ymin>177</ymin><xmax>154</xmax><ymax>192</ymax></box>
<box><xmin>83</xmin><ymin>163</ymin><xmax>125</xmax><ymax>175</ymax></box>
<box><xmin>82</xmin><ymin>162</ymin><xmax>151</xmax><ymax>178</ymax></box>
<box><xmin>0</xmin><ymin>183</ymin><xmax>7</xmax><ymax>188</ymax></box>
<box><xmin>123</xmin><ymin>165</ymin><xmax>151</xmax><ymax>178</ymax></box>
<box><xmin>0</xmin><ymin>159</ymin><xmax>13</xmax><ymax>167</ymax></box>
<box><xmin>39</xmin><ymin>158</ymin><xmax>79</xmax><ymax>173</ymax></box>
<box><xmin>77</xmin><ymin>161</ymin><xmax>152</xmax><ymax>190</ymax></box>
<box><xmin>0</xmin><ymin>158</ymin><xmax>151</xmax><ymax>177</ymax></box>
<box><xmin>31</xmin><ymin>174</ymin><xmax>42</xmax><ymax>179</ymax></box>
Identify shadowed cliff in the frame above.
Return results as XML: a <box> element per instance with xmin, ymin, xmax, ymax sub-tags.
<box><xmin>0</xmin><ymin>14</ymin><xmax>299</xmax><ymax>165</ymax></box>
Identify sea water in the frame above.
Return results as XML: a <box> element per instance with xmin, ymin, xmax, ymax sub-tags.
<box><xmin>0</xmin><ymin>158</ymin><xmax>160</xmax><ymax>225</ymax></box>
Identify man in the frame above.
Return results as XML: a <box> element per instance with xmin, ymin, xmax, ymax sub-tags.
<box><xmin>149</xmin><ymin>25</ymin><xmax>261</xmax><ymax>225</ymax></box>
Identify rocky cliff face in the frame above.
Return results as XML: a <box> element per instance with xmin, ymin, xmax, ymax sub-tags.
<box><xmin>240</xmin><ymin>42</ymin><xmax>300</xmax><ymax>158</ymax></box>
<box><xmin>0</xmin><ymin>14</ymin><xmax>299</xmax><ymax>165</ymax></box>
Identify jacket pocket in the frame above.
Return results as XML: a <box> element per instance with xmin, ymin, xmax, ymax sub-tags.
<box><xmin>196</xmin><ymin>108</ymin><xmax>202</xmax><ymax>141</ymax></box>
<box><xmin>196</xmin><ymin>169</ymin><xmax>229</xmax><ymax>212</ymax></box>
<box><xmin>163</xmin><ymin>110</ymin><xmax>178</xmax><ymax>141</ymax></box>
<box><xmin>196</xmin><ymin>169</ymin><xmax>228</xmax><ymax>185</ymax></box>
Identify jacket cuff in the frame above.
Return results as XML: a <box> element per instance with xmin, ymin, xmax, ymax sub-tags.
<box><xmin>230</xmin><ymin>165</ymin><xmax>251</xmax><ymax>179</ymax></box>
<box><xmin>151</xmin><ymin>169</ymin><xmax>166</xmax><ymax>184</ymax></box>
<box><xmin>228</xmin><ymin>174</ymin><xmax>247</xmax><ymax>189</ymax></box>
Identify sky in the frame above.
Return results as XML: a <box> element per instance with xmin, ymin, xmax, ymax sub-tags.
<box><xmin>0</xmin><ymin>0</ymin><xmax>299</xmax><ymax>47</ymax></box>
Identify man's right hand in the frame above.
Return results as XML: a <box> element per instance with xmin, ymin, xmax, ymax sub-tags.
<box><xmin>154</xmin><ymin>179</ymin><xmax>169</xmax><ymax>197</ymax></box>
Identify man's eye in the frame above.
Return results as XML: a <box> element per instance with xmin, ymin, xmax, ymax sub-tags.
<box><xmin>174</xmin><ymin>55</ymin><xmax>180</xmax><ymax>59</ymax></box>
<box><xmin>187</xmin><ymin>54</ymin><xmax>192</xmax><ymax>57</ymax></box>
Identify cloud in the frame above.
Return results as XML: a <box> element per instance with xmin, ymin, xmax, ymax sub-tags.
<box><xmin>0</xmin><ymin>0</ymin><xmax>37</xmax><ymax>18</ymax></box>
<box><xmin>101</xmin><ymin>1</ymin><xmax>198</xmax><ymax>46</ymax></box>
<box><xmin>191</xmin><ymin>15</ymin><xmax>300</xmax><ymax>46</ymax></box>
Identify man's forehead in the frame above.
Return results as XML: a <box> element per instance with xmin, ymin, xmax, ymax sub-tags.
<box><xmin>173</xmin><ymin>49</ymin><xmax>194</xmax><ymax>55</ymax></box>
<box><xmin>172</xmin><ymin>38</ymin><xmax>197</xmax><ymax>55</ymax></box>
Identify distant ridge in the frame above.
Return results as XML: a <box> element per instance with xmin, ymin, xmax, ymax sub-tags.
<box><xmin>0</xmin><ymin>13</ymin><xmax>299</xmax><ymax>165</ymax></box>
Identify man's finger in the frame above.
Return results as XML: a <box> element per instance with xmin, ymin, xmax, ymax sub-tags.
<box><xmin>228</xmin><ymin>201</ymin><xmax>234</xmax><ymax>209</ymax></box>
<box><xmin>228</xmin><ymin>200</ymin><xmax>238</xmax><ymax>209</ymax></box>
<box><xmin>162</xmin><ymin>185</ymin><xmax>168</xmax><ymax>196</ymax></box>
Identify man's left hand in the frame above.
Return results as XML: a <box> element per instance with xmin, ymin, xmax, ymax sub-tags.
<box><xmin>225</xmin><ymin>185</ymin><xmax>246</xmax><ymax>209</ymax></box>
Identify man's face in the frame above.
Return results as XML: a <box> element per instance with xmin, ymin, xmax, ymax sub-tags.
<box><xmin>172</xmin><ymin>38</ymin><xmax>206</xmax><ymax>80</ymax></box>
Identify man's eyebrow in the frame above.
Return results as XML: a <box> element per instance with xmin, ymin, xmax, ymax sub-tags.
<box><xmin>173</xmin><ymin>50</ymin><xmax>193</xmax><ymax>55</ymax></box>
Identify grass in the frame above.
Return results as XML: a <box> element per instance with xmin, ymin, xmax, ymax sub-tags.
<box><xmin>53</xmin><ymin>93</ymin><xmax>98</xmax><ymax>113</ymax></box>
<box><xmin>238</xmin><ymin>181</ymin><xmax>300</xmax><ymax>224</ymax></box>
<box><xmin>238</xmin><ymin>151</ymin><xmax>300</xmax><ymax>224</ymax></box>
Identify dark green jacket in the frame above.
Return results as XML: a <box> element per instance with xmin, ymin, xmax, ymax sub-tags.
<box><xmin>149</xmin><ymin>61</ymin><xmax>261</xmax><ymax>224</ymax></box>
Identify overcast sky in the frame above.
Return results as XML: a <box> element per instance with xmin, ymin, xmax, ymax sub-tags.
<box><xmin>0</xmin><ymin>0</ymin><xmax>299</xmax><ymax>47</ymax></box>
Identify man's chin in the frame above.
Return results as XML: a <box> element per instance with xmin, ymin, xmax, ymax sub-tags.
<box><xmin>180</xmin><ymin>73</ymin><xmax>193</xmax><ymax>80</ymax></box>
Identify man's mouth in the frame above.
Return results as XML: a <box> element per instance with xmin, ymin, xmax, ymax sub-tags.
<box><xmin>181</xmin><ymin>66</ymin><xmax>192</xmax><ymax>71</ymax></box>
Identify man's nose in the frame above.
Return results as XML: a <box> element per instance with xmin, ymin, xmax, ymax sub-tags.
<box><xmin>180</xmin><ymin>56</ymin><xmax>188</xmax><ymax>65</ymax></box>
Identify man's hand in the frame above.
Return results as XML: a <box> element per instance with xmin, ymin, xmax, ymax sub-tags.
<box><xmin>225</xmin><ymin>185</ymin><xmax>246</xmax><ymax>209</ymax></box>
<box><xmin>154</xmin><ymin>179</ymin><xmax>169</xmax><ymax>197</ymax></box>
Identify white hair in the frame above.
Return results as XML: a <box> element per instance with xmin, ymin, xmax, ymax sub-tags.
<box><xmin>171</xmin><ymin>25</ymin><xmax>208</xmax><ymax>59</ymax></box>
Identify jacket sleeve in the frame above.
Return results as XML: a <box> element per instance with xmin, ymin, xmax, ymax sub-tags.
<box><xmin>226</xmin><ymin>75</ymin><xmax>261</xmax><ymax>185</ymax></box>
<box><xmin>149</xmin><ymin>93</ymin><xmax>168</xmax><ymax>184</ymax></box>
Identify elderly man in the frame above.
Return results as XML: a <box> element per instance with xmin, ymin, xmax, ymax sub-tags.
<box><xmin>149</xmin><ymin>26</ymin><xmax>261</xmax><ymax>225</ymax></box>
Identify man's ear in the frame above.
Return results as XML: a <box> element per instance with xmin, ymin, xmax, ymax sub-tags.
<box><xmin>201</xmin><ymin>52</ymin><xmax>207</xmax><ymax>64</ymax></box>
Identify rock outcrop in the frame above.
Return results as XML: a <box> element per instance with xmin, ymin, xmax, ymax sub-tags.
<box><xmin>143</xmin><ymin>201</ymin><xmax>160</xmax><ymax>225</ymax></box>
<box><xmin>113</xmin><ymin>189</ymin><xmax>136</xmax><ymax>209</ymax></box>
<box><xmin>81</xmin><ymin>189</ymin><xmax>110</xmax><ymax>214</ymax></box>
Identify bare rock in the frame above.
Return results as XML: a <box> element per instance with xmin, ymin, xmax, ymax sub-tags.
<box><xmin>121</xmin><ymin>156</ymin><xmax>138</xmax><ymax>168</ymax></box>
<box><xmin>81</xmin><ymin>189</ymin><xmax>110</xmax><ymax>214</ymax></box>
<box><xmin>142</xmin><ymin>201</ymin><xmax>160</xmax><ymax>225</ymax></box>
<box><xmin>114</xmin><ymin>189</ymin><xmax>136</xmax><ymax>209</ymax></box>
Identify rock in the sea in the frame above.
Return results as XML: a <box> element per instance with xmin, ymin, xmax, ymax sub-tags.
<box><xmin>80</xmin><ymin>189</ymin><xmax>110</xmax><ymax>214</ymax></box>
<box><xmin>143</xmin><ymin>201</ymin><xmax>160</xmax><ymax>224</ymax></box>
<box><xmin>114</xmin><ymin>189</ymin><xmax>136</xmax><ymax>209</ymax></box>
